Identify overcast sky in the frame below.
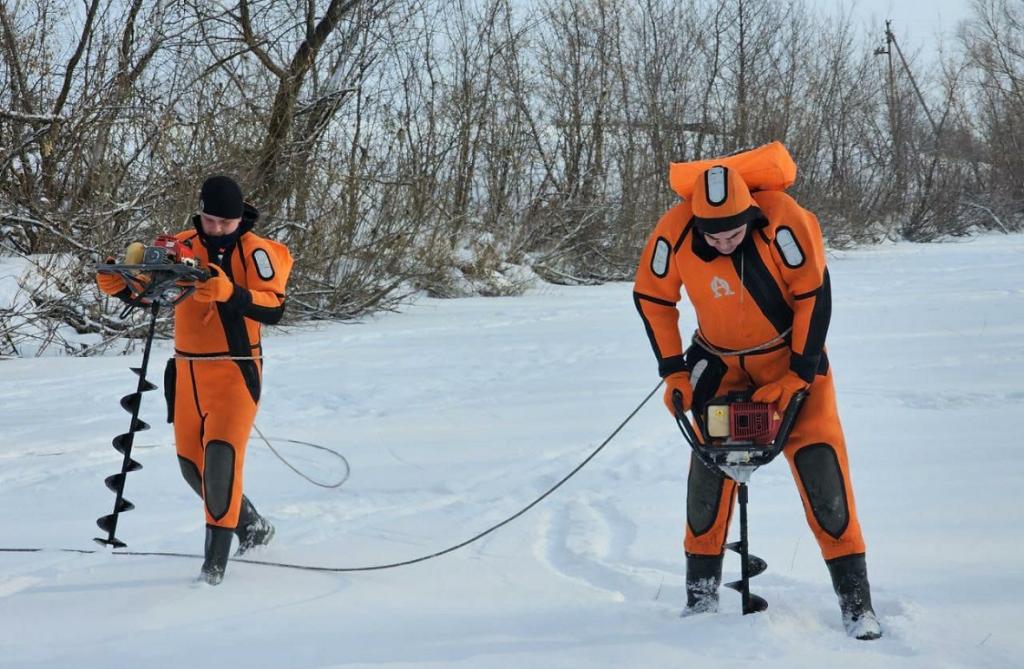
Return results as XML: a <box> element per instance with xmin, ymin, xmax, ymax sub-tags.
<box><xmin>842</xmin><ymin>0</ymin><xmax>974</xmax><ymax>59</ymax></box>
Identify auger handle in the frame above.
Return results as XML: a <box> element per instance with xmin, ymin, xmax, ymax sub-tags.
<box><xmin>94</xmin><ymin>262</ymin><xmax>210</xmax><ymax>306</ymax></box>
<box><xmin>769</xmin><ymin>389</ymin><xmax>808</xmax><ymax>456</ymax></box>
<box><xmin>94</xmin><ymin>262</ymin><xmax>209</xmax><ymax>282</ymax></box>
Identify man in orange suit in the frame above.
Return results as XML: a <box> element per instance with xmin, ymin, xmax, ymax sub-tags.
<box><xmin>97</xmin><ymin>175</ymin><xmax>293</xmax><ymax>585</ymax></box>
<box><xmin>633</xmin><ymin>164</ymin><xmax>881</xmax><ymax>639</ymax></box>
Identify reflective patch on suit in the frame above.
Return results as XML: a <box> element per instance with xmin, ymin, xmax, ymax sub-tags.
<box><xmin>253</xmin><ymin>248</ymin><xmax>275</xmax><ymax>280</ymax></box>
<box><xmin>775</xmin><ymin>227</ymin><xmax>805</xmax><ymax>268</ymax></box>
<box><xmin>689</xmin><ymin>359</ymin><xmax>709</xmax><ymax>389</ymax></box>
<box><xmin>687</xmin><ymin>452</ymin><xmax>726</xmax><ymax>537</ymax></box>
<box><xmin>706</xmin><ymin>166</ymin><xmax>727</xmax><ymax>204</ymax></box>
<box><xmin>651</xmin><ymin>237</ymin><xmax>671</xmax><ymax>278</ymax></box>
<box><xmin>794</xmin><ymin>443</ymin><xmax>850</xmax><ymax>539</ymax></box>
<box><xmin>203</xmin><ymin>441</ymin><xmax>236</xmax><ymax>522</ymax></box>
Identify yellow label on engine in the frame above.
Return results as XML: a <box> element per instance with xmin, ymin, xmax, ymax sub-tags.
<box><xmin>708</xmin><ymin>406</ymin><xmax>730</xmax><ymax>438</ymax></box>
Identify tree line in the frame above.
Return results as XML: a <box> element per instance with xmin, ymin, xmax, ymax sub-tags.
<box><xmin>1</xmin><ymin>0</ymin><xmax>1021</xmax><ymax>354</ymax></box>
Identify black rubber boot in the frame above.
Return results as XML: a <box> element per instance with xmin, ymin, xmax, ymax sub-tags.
<box><xmin>234</xmin><ymin>495</ymin><xmax>275</xmax><ymax>556</ymax></box>
<box><xmin>198</xmin><ymin>525</ymin><xmax>234</xmax><ymax>586</ymax></box>
<box><xmin>681</xmin><ymin>553</ymin><xmax>723</xmax><ymax>617</ymax></box>
<box><xmin>827</xmin><ymin>553</ymin><xmax>882</xmax><ymax>640</ymax></box>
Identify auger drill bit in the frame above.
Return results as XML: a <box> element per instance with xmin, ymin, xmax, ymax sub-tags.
<box><xmin>724</xmin><ymin>483</ymin><xmax>768</xmax><ymax>614</ymax></box>
<box><xmin>94</xmin><ymin>302</ymin><xmax>160</xmax><ymax>548</ymax></box>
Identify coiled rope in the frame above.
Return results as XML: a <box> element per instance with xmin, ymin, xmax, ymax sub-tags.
<box><xmin>253</xmin><ymin>425</ymin><xmax>350</xmax><ymax>489</ymax></box>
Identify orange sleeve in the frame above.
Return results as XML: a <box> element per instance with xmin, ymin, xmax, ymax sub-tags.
<box><xmin>225</xmin><ymin>238</ymin><xmax>293</xmax><ymax>324</ymax></box>
<box><xmin>767</xmin><ymin>197</ymin><xmax>830</xmax><ymax>382</ymax></box>
<box><xmin>633</xmin><ymin>205</ymin><xmax>690</xmax><ymax>378</ymax></box>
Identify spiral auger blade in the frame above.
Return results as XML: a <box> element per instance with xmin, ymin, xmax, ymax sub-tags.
<box><xmin>94</xmin><ymin>303</ymin><xmax>161</xmax><ymax>549</ymax></box>
<box><xmin>724</xmin><ymin>543</ymin><xmax>768</xmax><ymax>614</ymax></box>
<box><xmin>722</xmin><ymin>482</ymin><xmax>769</xmax><ymax>614</ymax></box>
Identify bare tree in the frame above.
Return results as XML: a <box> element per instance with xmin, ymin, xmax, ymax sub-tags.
<box><xmin>1</xmin><ymin>0</ymin><xmax>1018</xmax><ymax>356</ymax></box>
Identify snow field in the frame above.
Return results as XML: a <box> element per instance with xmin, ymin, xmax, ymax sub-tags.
<box><xmin>1</xmin><ymin>235</ymin><xmax>1022</xmax><ymax>667</ymax></box>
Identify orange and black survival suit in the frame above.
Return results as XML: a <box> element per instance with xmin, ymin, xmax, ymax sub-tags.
<box><xmin>633</xmin><ymin>163</ymin><xmax>880</xmax><ymax>637</ymax></box>
<box><xmin>168</xmin><ymin>201</ymin><xmax>292</xmax><ymax>582</ymax></box>
<box><xmin>97</xmin><ymin>176</ymin><xmax>292</xmax><ymax>585</ymax></box>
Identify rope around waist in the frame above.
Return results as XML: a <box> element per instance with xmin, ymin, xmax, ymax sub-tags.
<box><xmin>174</xmin><ymin>354</ymin><xmax>262</xmax><ymax>361</ymax></box>
<box><xmin>693</xmin><ymin>328</ymin><xmax>792</xmax><ymax>357</ymax></box>
<box><xmin>174</xmin><ymin>347</ymin><xmax>262</xmax><ymax>362</ymax></box>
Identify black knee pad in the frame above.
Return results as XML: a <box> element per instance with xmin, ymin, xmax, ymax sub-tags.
<box><xmin>794</xmin><ymin>443</ymin><xmax>850</xmax><ymax>539</ymax></box>
<box><xmin>687</xmin><ymin>452</ymin><xmax>727</xmax><ymax>537</ymax></box>
<box><xmin>203</xmin><ymin>441</ymin><xmax>236</xmax><ymax>522</ymax></box>
<box><xmin>177</xmin><ymin>456</ymin><xmax>202</xmax><ymax>497</ymax></box>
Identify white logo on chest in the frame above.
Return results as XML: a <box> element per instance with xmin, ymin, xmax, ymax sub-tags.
<box><xmin>710</xmin><ymin>276</ymin><xmax>735</xmax><ymax>298</ymax></box>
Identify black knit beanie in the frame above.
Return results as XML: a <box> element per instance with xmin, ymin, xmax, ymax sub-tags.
<box><xmin>199</xmin><ymin>175</ymin><xmax>244</xmax><ymax>219</ymax></box>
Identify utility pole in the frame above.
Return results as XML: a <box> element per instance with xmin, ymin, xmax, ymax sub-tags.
<box><xmin>875</xmin><ymin>21</ymin><xmax>943</xmax><ymax>204</ymax></box>
<box><xmin>874</xmin><ymin>20</ymin><xmax>949</xmax><ymax>234</ymax></box>
<box><xmin>875</xmin><ymin>21</ymin><xmax>905</xmax><ymax>199</ymax></box>
<box><xmin>885</xmin><ymin>21</ymin><xmax>940</xmax><ymax>135</ymax></box>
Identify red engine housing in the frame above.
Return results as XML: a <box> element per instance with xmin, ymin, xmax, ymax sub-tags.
<box><xmin>705</xmin><ymin>392</ymin><xmax>783</xmax><ymax>445</ymax></box>
<box><xmin>728</xmin><ymin>401</ymin><xmax>783</xmax><ymax>444</ymax></box>
<box><xmin>151</xmin><ymin>235</ymin><xmax>197</xmax><ymax>265</ymax></box>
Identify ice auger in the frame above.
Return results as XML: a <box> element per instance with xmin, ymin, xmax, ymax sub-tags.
<box><xmin>673</xmin><ymin>389</ymin><xmax>807</xmax><ymax>614</ymax></box>
<box><xmin>93</xmin><ymin>237</ymin><xmax>208</xmax><ymax>548</ymax></box>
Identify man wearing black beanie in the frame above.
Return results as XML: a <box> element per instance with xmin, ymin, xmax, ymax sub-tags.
<box><xmin>97</xmin><ymin>174</ymin><xmax>294</xmax><ymax>585</ymax></box>
<box><xmin>200</xmin><ymin>175</ymin><xmax>244</xmax><ymax>218</ymax></box>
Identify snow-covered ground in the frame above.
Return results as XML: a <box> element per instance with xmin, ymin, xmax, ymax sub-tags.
<box><xmin>1</xmin><ymin>235</ymin><xmax>1022</xmax><ymax>668</ymax></box>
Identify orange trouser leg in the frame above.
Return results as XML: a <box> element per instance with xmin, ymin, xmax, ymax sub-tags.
<box><xmin>173</xmin><ymin>360</ymin><xmax>205</xmax><ymax>497</ymax></box>
<box><xmin>173</xmin><ymin>359</ymin><xmax>259</xmax><ymax>529</ymax></box>
<box><xmin>746</xmin><ymin>351</ymin><xmax>866</xmax><ymax>560</ymax></box>
<box><xmin>683</xmin><ymin>453</ymin><xmax>737</xmax><ymax>556</ymax></box>
<box><xmin>779</xmin><ymin>370</ymin><xmax>865</xmax><ymax>560</ymax></box>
